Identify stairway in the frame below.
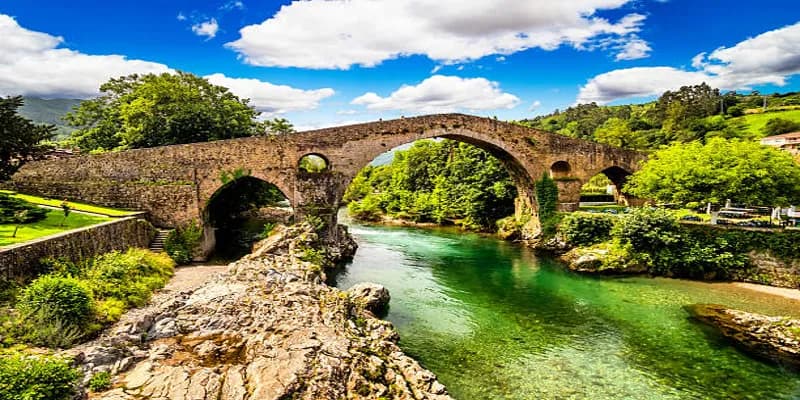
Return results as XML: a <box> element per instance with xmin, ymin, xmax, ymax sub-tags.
<box><xmin>149</xmin><ymin>229</ymin><xmax>173</xmax><ymax>253</ymax></box>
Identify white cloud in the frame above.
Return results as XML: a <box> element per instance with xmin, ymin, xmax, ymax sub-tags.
<box><xmin>192</xmin><ymin>18</ymin><xmax>219</xmax><ymax>39</ymax></box>
<box><xmin>614</xmin><ymin>37</ymin><xmax>651</xmax><ymax>60</ymax></box>
<box><xmin>529</xmin><ymin>100</ymin><xmax>542</xmax><ymax>111</ymax></box>
<box><xmin>226</xmin><ymin>0</ymin><xmax>647</xmax><ymax>69</ymax></box>
<box><xmin>0</xmin><ymin>14</ymin><xmax>335</xmax><ymax>116</ymax></box>
<box><xmin>337</xmin><ymin>110</ymin><xmax>359</xmax><ymax>115</ymax></box>
<box><xmin>351</xmin><ymin>75</ymin><xmax>520</xmax><ymax>113</ymax></box>
<box><xmin>577</xmin><ymin>21</ymin><xmax>800</xmax><ymax>104</ymax></box>
<box><xmin>177</xmin><ymin>13</ymin><xmax>187</xmax><ymax>21</ymax></box>
<box><xmin>0</xmin><ymin>14</ymin><xmax>170</xmax><ymax>98</ymax></box>
<box><xmin>205</xmin><ymin>73</ymin><xmax>334</xmax><ymax>115</ymax></box>
<box><xmin>220</xmin><ymin>1</ymin><xmax>245</xmax><ymax>11</ymax></box>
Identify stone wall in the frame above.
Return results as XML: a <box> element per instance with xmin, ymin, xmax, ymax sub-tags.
<box><xmin>0</xmin><ymin>217</ymin><xmax>157</xmax><ymax>282</ymax></box>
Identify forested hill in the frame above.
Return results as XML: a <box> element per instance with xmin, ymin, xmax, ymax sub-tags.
<box><xmin>518</xmin><ymin>85</ymin><xmax>800</xmax><ymax>150</ymax></box>
<box><xmin>18</xmin><ymin>97</ymin><xmax>81</xmax><ymax>138</ymax></box>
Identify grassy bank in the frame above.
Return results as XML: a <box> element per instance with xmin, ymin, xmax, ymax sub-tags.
<box><xmin>0</xmin><ymin>210</ymin><xmax>111</xmax><ymax>247</ymax></box>
<box><xmin>0</xmin><ymin>190</ymin><xmax>137</xmax><ymax>217</ymax></box>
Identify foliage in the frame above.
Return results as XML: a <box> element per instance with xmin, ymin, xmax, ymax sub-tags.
<box><xmin>87</xmin><ymin>249</ymin><xmax>175</xmax><ymax>308</ymax></box>
<box><xmin>88</xmin><ymin>371</ymin><xmax>112</xmax><ymax>392</ymax></box>
<box><xmin>535</xmin><ymin>173</ymin><xmax>559</xmax><ymax>236</ymax></box>
<box><xmin>208</xmin><ymin>177</ymin><xmax>286</xmax><ymax>226</ymax></box>
<box><xmin>345</xmin><ymin>140</ymin><xmax>517</xmax><ymax>231</ymax></box>
<box><xmin>761</xmin><ymin>117</ymin><xmax>800</xmax><ymax>136</ymax></box>
<box><xmin>520</xmin><ymin>87</ymin><xmax>800</xmax><ymax>150</ymax></box>
<box><xmin>0</xmin><ymin>193</ymin><xmax>47</xmax><ymax>224</ymax></box>
<box><xmin>0</xmin><ymin>96</ymin><xmax>57</xmax><ymax>180</ymax></box>
<box><xmin>625</xmin><ymin>138</ymin><xmax>800</xmax><ymax>206</ymax></box>
<box><xmin>611</xmin><ymin>208</ymin><xmax>682</xmax><ymax>253</ymax></box>
<box><xmin>258</xmin><ymin>117</ymin><xmax>295</xmax><ymax>135</ymax></box>
<box><xmin>0</xmin><ymin>352</ymin><xmax>80</xmax><ymax>400</ymax></box>
<box><xmin>298</xmin><ymin>154</ymin><xmax>328</xmax><ymax>173</ymax></box>
<box><xmin>256</xmin><ymin>222</ymin><xmax>277</xmax><ymax>240</ymax></box>
<box><xmin>66</xmin><ymin>72</ymin><xmax>261</xmax><ymax>152</ymax></box>
<box><xmin>16</xmin><ymin>275</ymin><xmax>93</xmax><ymax>326</ymax></box>
<box><xmin>559</xmin><ymin>213</ymin><xmax>614</xmax><ymax>246</ymax></box>
<box><xmin>164</xmin><ymin>222</ymin><xmax>203</xmax><ymax>265</ymax></box>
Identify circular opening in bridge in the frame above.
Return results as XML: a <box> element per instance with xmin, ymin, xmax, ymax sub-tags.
<box><xmin>298</xmin><ymin>153</ymin><xmax>329</xmax><ymax>173</ymax></box>
<box><xmin>206</xmin><ymin>176</ymin><xmax>292</xmax><ymax>261</ymax></box>
<box><xmin>550</xmin><ymin>161</ymin><xmax>572</xmax><ymax>179</ymax></box>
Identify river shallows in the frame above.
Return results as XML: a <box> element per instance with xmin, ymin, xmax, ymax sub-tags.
<box><xmin>332</xmin><ymin>223</ymin><xmax>800</xmax><ymax>400</ymax></box>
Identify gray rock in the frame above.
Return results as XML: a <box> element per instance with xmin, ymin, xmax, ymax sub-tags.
<box><xmin>348</xmin><ymin>282</ymin><xmax>391</xmax><ymax>314</ymax></box>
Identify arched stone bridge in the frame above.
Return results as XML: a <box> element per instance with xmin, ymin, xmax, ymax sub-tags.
<box><xmin>10</xmin><ymin>114</ymin><xmax>645</xmax><ymax>250</ymax></box>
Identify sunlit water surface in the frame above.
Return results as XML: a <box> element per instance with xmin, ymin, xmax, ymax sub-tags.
<box><xmin>331</xmin><ymin>221</ymin><xmax>800</xmax><ymax>400</ymax></box>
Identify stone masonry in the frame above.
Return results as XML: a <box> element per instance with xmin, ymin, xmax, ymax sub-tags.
<box><xmin>9</xmin><ymin>114</ymin><xmax>646</xmax><ymax>249</ymax></box>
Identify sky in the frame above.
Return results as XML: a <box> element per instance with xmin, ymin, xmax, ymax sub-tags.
<box><xmin>1</xmin><ymin>0</ymin><xmax>799</xmax><ymax>130</ymax></box>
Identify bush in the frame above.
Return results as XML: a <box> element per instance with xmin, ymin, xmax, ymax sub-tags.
<box><xmin>0</xmin><ymin>352</ymin><xmax>80</xmax><ymax>400</ymax></box>
<box><xmin>560</xmin><ymin>213</ymin><xmax>615</xmax><ymax>246</ymax></box>
<box><xmin>164</xmin><ymin>222</ymin><xmax>203</xmax><ymax>265</ymax></box>
<box><xmin>611</xmin><ymin>207</ymin><xmax>682</xmax><ymax>253</ymax></box>
<box><xmin>87</xmin><ymin>249</ymin><xmax>174</xmax><ymax>308</ymax></box>
<box><xmin>348</xmin><ymin>194</ymin><xmax>383</xmax><ymax>222</ymax></box>
<box><xmin>16</xmin><ymin>275</ymin><xmax>93</xmax><ymax>326</ymax></box>
<box><xmin>88</xmin><ymin>371</ymin><xmax>112</xmax><ymax>392</ymax></box>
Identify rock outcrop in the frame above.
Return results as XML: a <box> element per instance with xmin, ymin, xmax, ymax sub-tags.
<box><xmin>347</xmin><ymin>283</ymin><xmax>391</xmax><ymax>315</ymax></box>
<box><xmin>558</xmin><ymin>246</ymin><xmax>647</xmax><ymax>275</ymax></box>
<box><xmin>69</xmin><ymin>223</ymin><xmax>451</xmax><ymax>400</ymax></box>
<box><xmin>686</xmin><ymin>304</ymin><xmax>800</xmax><ymax>370</ymax></box>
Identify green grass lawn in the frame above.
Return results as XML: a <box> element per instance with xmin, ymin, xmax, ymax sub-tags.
<box><xmin>731</xmin><ymin>109</ymin><xmax>800</xmax><ymax>136</ymax></box>
<box><xmin>0</xmin><ymin>209</ymin><xmax>111</xmax><ymax>247</ymax></box>
<box><xmin>0</xmin><ymin>190</ymin><xmax>136</xmax><ymax>217</ymax></box>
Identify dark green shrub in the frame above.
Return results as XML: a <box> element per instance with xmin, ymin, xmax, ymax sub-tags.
<box><xmin>0</xmin><ymin>353</ymin><xmax>80</xmax><ymax>400</ymax></box>
<box><xmin>611</xmin><ymin>207</ymin><xmax>682</xmax><ymax>253</ymax></box>
<box><xmin>348</xmin><ymin>194</ymin><xmax>384</xmax><ymax>222</ymax></box>
<box><xmin>88</xmin><ymin>371</ymin><xmax>112</xmax><ymax>392</ymax></box>
<box><xmin>16</xmin><ymin>275</ymin><xmax>93</xmax><ymax>326</ymax></box>
<box><xmin>535</xmin><ymin>173</ymin><xmax>559</xmax><ymax>236</ymax></box>
<box><xmin>0</xmin><ymin>193</ymin><xmax>47</xmax><ymax>224</ymax></box>
<box><xmin>560</xmin><ymin>213</ymin><xmax>615</xmax><ymax>246</ymax></box>
<box><xmin>164</xmin><ymin>221</ymin><xmax>202</xmax><ymax>265</ymax></box>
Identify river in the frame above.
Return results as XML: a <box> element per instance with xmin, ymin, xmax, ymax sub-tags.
<box><xmin>331</xmin><ymin>221</ymin><xmax>800</xmax><ymax>400</ymax></box>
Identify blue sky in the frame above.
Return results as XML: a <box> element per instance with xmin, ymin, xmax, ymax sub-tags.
<box><xmin>1</xmin><ymin>0</ymin><xmax>799</xmax><ymax>130</ymax></box>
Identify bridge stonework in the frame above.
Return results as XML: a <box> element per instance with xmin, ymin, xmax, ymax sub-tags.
<box><xmin>10</xmin><ymin>114</ymin><xmax>645</xmax><ymax>252</ymax></box>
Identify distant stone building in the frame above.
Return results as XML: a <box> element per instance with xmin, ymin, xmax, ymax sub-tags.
<box><xmin>760</xmin><ymin>131</ymin><xmax>800</xmax><ymax>155</ymax></box>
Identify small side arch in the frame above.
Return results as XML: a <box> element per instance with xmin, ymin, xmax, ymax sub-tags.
<box><xmin>550</xmin><ymin>161</ymin><xmax>572</xmax><ymax>179</ymax></box>
<box><xmin>298</xmin><ymin>153</ymin><xmax>330</xmax><ymax>173</ymax></box>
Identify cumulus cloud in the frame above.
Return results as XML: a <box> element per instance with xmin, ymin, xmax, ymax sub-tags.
<box><xmin>614</xmin><ymin>37</ymin><xmax>651</xmax><ymax>60</ymax></box>
<box><xmin>0</xmin><ymin>14</ymin><xmax>170</xmax><ymax>98</ymax></box>
<box><xmin>577</xmin><ymin>21</ymin><xmax>800</xmax><ymax>104</ymax></box>
<box><xmin>226</xmin><ymin>0</ymin><xmax>647</xmax><ymax>69</ymax></box>
<box><xmin>205</xmin><ymin>73</ymin><xmax>334</xmax><ymax>115</ymax></box>
<box><xmin>0</xmin><ymin>15</ymin><xmax>335</xmax><ymax>116</ymax></box>
<box><xmin>192</xmin><ymin>18</ymin><xmax>219</xmax><ymax>39</ymax></box>
<box><xmin>529</xmin><ymin>100</ymin><xmax>542</xmax><ymax>111</ymax></box>
<box><xmin>351</xmin><ymin>75</ymin><xmax>520</xmax><ymax>113</ymax></box>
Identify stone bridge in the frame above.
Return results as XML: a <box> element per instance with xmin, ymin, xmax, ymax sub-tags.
<box><xmin>10</xmin><ymin>114</ymin><xmax>645</xmax><ymax>252</ymax></box>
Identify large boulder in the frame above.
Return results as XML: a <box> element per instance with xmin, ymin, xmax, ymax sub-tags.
<box><xmin>686</xmin><ymin>304</ymin><xmax>800</xmax><ymax>370</ymax></box>
<box><xmin>348</xmin><ymin>283</ymin><xmax>391</xmax><ymax>315</ymax></box>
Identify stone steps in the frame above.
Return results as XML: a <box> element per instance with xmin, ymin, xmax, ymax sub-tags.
<box><xmin>149</xmin><ymin>229</ymin><xmax>173</xmax><ymax>253</ymax></box>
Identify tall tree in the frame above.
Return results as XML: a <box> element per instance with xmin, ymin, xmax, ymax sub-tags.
<box><xmin>0</xmin><ymin>96</ymin><xmax>57</xmax><ymax>180</ymax></box>
<box><xmin>66</xmin><ymin>72</ymin><xmax>262</xmax><ymax>151</ymax></box>
<box><xmin>625</xmin><ymin>138</ymin><xmax>800</xmax><ymax>206</ymax></box>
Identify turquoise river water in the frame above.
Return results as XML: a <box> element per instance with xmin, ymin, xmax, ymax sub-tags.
<box><xmin>331</xmin><ymin>222</ymin><xmax>800</xmax><ymax>400</ymax></box>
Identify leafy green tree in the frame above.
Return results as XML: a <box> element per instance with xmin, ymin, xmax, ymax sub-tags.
<box><xmin>762</xmin><ymin>117</ymin><xmax>800</xmax><ymax>137</ymax></box>
<box><xmin>0</xmin><ymin>96</ymin><xmax>57</xmax><ymax>180</ymax></box>
<box><xmin>594</xmin><ymin>117</ymin><xmax>633</xmax><ymax>148</ymax></box>
<box><xmin>259</xmin><ymin>117</ymin><xmax>295</xmax><ymax>135</ymax></box>
<box><xmin>66</xmin><ymin>72</ymin><xmax>261</xmax><ymax>151</ymax></box>
<box><xmin>625</xmin><ymin>138</ymin><xmax>800</xmax><ymax>206</ymax></box>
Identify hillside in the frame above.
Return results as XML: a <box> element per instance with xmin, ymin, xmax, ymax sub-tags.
<box><xmin>519</xmin><ymin>86</ymin><xmax>800</xmax><ymax>150</ymax></box>
<box><xmin>18</xmin><ymin>97</ymin><xmax>81</xmax><ymax>139</ymax></box>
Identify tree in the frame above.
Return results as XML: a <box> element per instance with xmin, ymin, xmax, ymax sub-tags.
<box><xmin>259</xmin><ymin>118</ymin><xmax>295</xmax><ymax>135</ymax></box>
<box><xmin>0</xmin><ymin>96</ymin><xmax>57</xmax><ymax>180</ymax></box>
<box><xmin>656</xmin><ymin>83</ymin><xmax>721</xmax><ymax>129</ymax></box>
<box><xmin>762</xmin><ymin>118</ymin><xmax>800</xmax><ymax>137</ymax></box>
<box><xmin>66</xmin><ymin>72</ymin><xmax>261</xmax><ymax>151</ymax></box>
<box><xmin>625</xmin><ymin>138</ymin><xmax>800</xmax><ymax>206</ymax></box>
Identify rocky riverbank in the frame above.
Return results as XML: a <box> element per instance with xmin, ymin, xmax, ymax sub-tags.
<box><xmin>67</xmin><ymin>222</ymin><xmax>452</xmax><ymax>400</ymax></box>
<box><xmin>686</xmin><ymin>304</ymin><xmax>800</xmax><ymax>370</ymax></box>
